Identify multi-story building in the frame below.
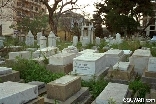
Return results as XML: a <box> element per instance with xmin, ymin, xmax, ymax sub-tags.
<box><xmin>144</xmin><ymin>0</ymin><xmax>156</xmax><ymax>38</ymax></box>
<box><xmin>0</xmin><ymin>0</ymin><xmax>46</xmax><ymax>36</ymax></box>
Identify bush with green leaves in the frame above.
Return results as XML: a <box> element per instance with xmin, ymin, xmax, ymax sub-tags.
<box><xmin>10</xmin><ymin>58</ymin><xmax>64</xmax><ymax>83</ymax></box>
<box><xmin>129</xmin><ymin>80</ymin><xmax>150</xmax><ymax>98</ymax></box>
<box><xmin>81</xmin><ymin>79</ymin><xmax>108</xmax><ymax>99</ymax></box>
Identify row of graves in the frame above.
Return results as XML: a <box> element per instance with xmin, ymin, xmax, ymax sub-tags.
<box><xmin>0</xmin><ymin>31</ymin><xmax>156</xmax><ymax>103</ymax></box>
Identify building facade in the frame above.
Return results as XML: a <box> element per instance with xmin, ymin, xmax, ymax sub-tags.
<box><xmin>145</xmin><ymin>0</ymin><xmax>156</xmax><ymax>38</ymax></box>
<box><xmin>0</xmin><ymin>0</ymin><xmax>46</xmax><ymax>35</ymax></box>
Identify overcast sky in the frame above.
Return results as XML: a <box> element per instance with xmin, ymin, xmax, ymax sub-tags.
<box><xmin>48</xmin><ymin>0</ymin><xmax>101</xmax><ymax>19</ymax></box>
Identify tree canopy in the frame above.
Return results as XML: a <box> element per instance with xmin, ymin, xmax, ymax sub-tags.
<box><xmin>95</xmin><ymin>0</ymin><xmax>154</xmax><ymax>35</ymax></box>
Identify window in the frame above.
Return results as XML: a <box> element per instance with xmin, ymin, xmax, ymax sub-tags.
<box><xmin>35</xmin><ymin>7</ymin><xmax>38</xmax><ymax>11</ymax></box>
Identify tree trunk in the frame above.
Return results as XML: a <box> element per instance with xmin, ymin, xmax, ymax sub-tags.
<box><xmin>49</xmin><ymin>13</ymin><xmax>58</xmax><ymax>36</ymax></box>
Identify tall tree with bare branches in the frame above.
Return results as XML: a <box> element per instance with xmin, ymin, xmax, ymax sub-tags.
<box><xmin>40</xmin><ymin>0</ymin><xmax>80</xmax><ymax>35</ymax></box>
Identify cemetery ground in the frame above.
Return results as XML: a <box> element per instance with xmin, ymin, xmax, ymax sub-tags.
<box><xmin>0</xmin><ymin>36</ymin><xmax>156</xmax><ymax>104</ymax></box>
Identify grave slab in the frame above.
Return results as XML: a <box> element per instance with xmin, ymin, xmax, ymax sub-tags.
<box><xmin>0</xmin><ymin>67</ymin><xmax>12</xmax><ymax>75</ymax></box>
<box><xmin>107</xmin><ymin>63</ymin><xmax>134</xmax><ymax>81</ymax></box>
<box><xmin>49</xmin><ymin>53</ymin><xmax>76</xmax><ymax>65</ymax></box>
<box><xmin>148</xmin><ymin>57</ymin><xmax>156</xmax><ymax>72</ymax></box>
<box><xmin>46</xmin><ymin>75</ymin><xmax>81</xmax><ymax>101</ymax></box>
<box><xmin>0</xmin><ymin>70</ymin><xmax>20</xmax><ymax>82</ymax></box>
<box><xmin>0</xmin><ymin>81</ymin><xmax>38</xmax><ymax>104</ymax></box>
<box><xmin>73</xmin><ymin>53</ymin><xmax>106</xmax><ymax>75</ymax></box>
<box><xmin>44</xmin><ymin>87</ymin><xmax>90</xmax><ymax>104</ymax></box>
<box><xmin>46</xmin><ymin>63</ymin><xmax>73</xmax><ymax>74</ymax></box>
<box><xmin>95</xmin><ymin>83</ymin><xmax>128</xmax><ymax>104</ymax></box>
<box><xmin>129</xmin><ymin>49</ymin><xmax>151</xmax><ymax>75</ymax></box>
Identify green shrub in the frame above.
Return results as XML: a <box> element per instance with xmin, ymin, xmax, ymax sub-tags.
<box><xmin>129</xmin><ymin>80</ymin><xmax>150</xmax><ymax>98</ymax></box>
<box><xmin>81</xmin><ymin>79</ymin><xmax>108</xmax><ymax>99</ymax></box>
<box><xmin>11</xmin><ymin>58</ymin><xmax>64</xmax><ymax>83</ymax></box>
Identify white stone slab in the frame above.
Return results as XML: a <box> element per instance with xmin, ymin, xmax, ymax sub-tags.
<box><xmin>0</xmin><ymin>67</ymin><xmax>12</xmax><ymax>75</ymax></box>
<box><xmin>49</xmin><ymin>53</ymin><xmax>76</xmax><ymax>65</ymax></box>
<box><xmin>73</xmin><ymin>53</ymin><xmax>106</xmax><ymax>75</ymax></box>
<box><xmin>129</xmin><ymin>49</ymin><xmax>152</xmax><ymax>75</ymax></box>
<box><xmin>105</xmin><ymin>49</ymin><xmax>124</xmax><ymax>57</ymax></box>
<box><xmin>9</xmin><ymin>51</ymin><xmax>31</xmax><ymax>60</ymax></box>
<box><xmin>148</xmin><ymin>57</ymin><xmax>156</xmax><ymax>72</ymax></box>
<box><xmin>113</xmin><ymin>62</ymin><xmax>130</xmax><ymax>71</ymax></box>
<box><xmin>79</xmin><ymin>49</ymin><xmax>98</xmax><ymax>54</ymax></box>
<box><xmin>0</xmin><ymin>81</ymin><xmax>38</xmax><ymax>104</ymax></box>
<box><xmin>96</xmin><ymin>83</ymin><xmax>128</xmax><ymax>104</ymax></box>
<box><xmin>54</xmin><ymin>75</ymin><xmax>78</xmax><ymax>84</ymax></box>
<box><xmin>9</xmin><ymin>52</ymin><xmax>20</xmax><ymax>60</ymax></box>
<box><xmin>132</xmin><ymin>49</ymin><xmax>151</xmax><ymax>57</ymax></box>
<box><xmin>123</xmin><ymin>50</ymin><xmax>132</xmax><ymax>55</ymax></box>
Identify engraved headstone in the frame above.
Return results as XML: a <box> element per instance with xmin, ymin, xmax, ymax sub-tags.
<box><xmin>148</xmin><ymin>57</ymin><xmax>156</xmax><ymax>72</ymax></box>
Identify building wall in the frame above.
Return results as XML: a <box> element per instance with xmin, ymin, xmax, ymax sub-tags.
<box><xmin>0</xmin><ymin>0</ymin><xmax>46</xmax><ymax>35</ymax></box>
<box><xmin>145</xmin><ymin>1</ymin><xmax>156</xmax><ymax>38</ymax></box>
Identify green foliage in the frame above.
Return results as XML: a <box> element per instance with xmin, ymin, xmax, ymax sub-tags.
<box><xmin>81</xmin><ymin>79</ymin><xmax>108</xmax><ymax>99</ymax></box>
<box><xmin>129</xmin><ymin>80</ymin><xmax>150</xmax><ymax>98</ymax></box>
<box><xmin>84</xmin><ymin>43</ymin><xmax>95</xmax><ymax>49</ymax></box>
<box><xmin>110</xmin><ymin>40</ymin><xmax>140</xmax><ymax>52</ymax></box>
<box><xmin>95</xmin><ymin>0</ymin><xmax>154</xmax><ymax>34</ymax></box>
<box><xmin>10</xmin><ymin>58</ymin><xmax>64</xmax><ymax>83</ymax></box>
<box><xmin>10</xmin><ymin>14</ymin><xmax>48</xmax><ymax>35</ymax></box>
<box><xmin>108</xmin><ymin>98</ymin><xmax>116</xmax><ymax>104</ymax></box>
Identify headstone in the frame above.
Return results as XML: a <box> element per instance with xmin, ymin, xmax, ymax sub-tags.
<box><xmin>25</xmin><ymin>31</ymin><xmax>34</xmax><ymax>46</ymax></box>
<box><xmin>129</xmin><ymin>49</ymin><xmax>152</xmax><ymax>75</ymax></box>
<box><xmin>48</xmin><ymin>31</ymin><xmax>56</xmax><ymax>47</ymax></box>
<box><xmin>95</xmin><ymin>37</ymin><xmax>100</xmax><ymax>45</ymax></box>
<box><xmin>80</xmin><ymin>36</ymin><xmax>83</xmax><ymax>42</ymax></box>
<box><xmin>40</xmin><ymin>36</ymin><xmax>47</xmax><ymax>49</ymax></box>
<box><xmin>95</xmin><ymin>83</ymin><xmax>128</xmax><ymax>104</ymax></box>
<box><xmin>0</xmin><ymin>40</ymin><xmax>4</xmax><ymax>48</ymax></box>
<box><xmin>151</xmin><ymin>36</ymin><xmax>156</xmax><ymax>42</ymax></box>
<box><xmin>0</xmin><ymin>81</ymin><xmax>38</xmax><ymax>104</ymax></box>
<box><xmin>49</xmin><ymin>53</ymin><xmax>76</xmax><ymax>65</ymax></box>
<box><xmin>82</xmin><ymin>37</ymin><xmax>89</xmax><ymax>46</ymax></box>
<box><xmin>73</xmin><ymin>36</ymin><xmax>78</xmax><ymax>46</ymax></box>
<box><xmin>37</xmin><ymin>32</ymin><xmax>42</xmax><ymax>45</ymax></box>
<box><xmin>148</xmin><ymin>57</ymin><xmax>156</xmax><ymax>72</ymax></box>
<box><xmin>46</xmin><ymin>75</ymin><xmax>81</xmax><ymax>101</ymax></box>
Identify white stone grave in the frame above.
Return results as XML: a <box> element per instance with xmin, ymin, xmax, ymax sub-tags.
<box><xmin>104</xmin><ymin>49</ymin><xmax>126</xmax><ymax>67</ymax></box>
<box><xmin>73</xmin><ymin>53</ymin><xmax>106</xmax><ymax>75</ymax></box>
<box><xmin>151</xmin><ymin>36</ymin><xmax>156</xmax><ymax>42</ymax></box>
<box><xmin>113</xmin><ymin>62</ymin><xmax>130</xmax><ymax>71</ymax></box>
<box><xmin>82</xmin><ymin>37</ymin><xmax>89</xmax><ymax>46</ymax></box>
<box><xmin>35</xmin><ymin>46</ymin><xmax>59</xmax><ymax>58</ymax></box>
<box><xmin>40</xmin><ymin>36</ymin><xmax>47</xmax><ymax>49</ymax></box>
<box><xmin>115</xmin><ymin>33</ymin><xmax>122</xmax><ymax>44</ymax></box>
<box><xmin>37</xmin><ymin>32</ymin><xmax>42</xmax><ymax>45</ymax></box>
<box><xmin>0</xmin><ymin>40</ymin><xmax>4</xmax><ymax>48</ymax></box>
<box><xmin>73</xmin><ymin>36</ymin><xmax>78</xmax><ymax>46</ymax></box>
<box><xmin>148</xmin><ymin>57</ymin><xmax>156</xmax><ymax>72</ymax></box>
<box><xmin>129</xmin><ymin>49</ymin><xmax>152</xmax><ymax>75</ymax></box>
<box><xmin>9</xmin><ymin>51</ymin><xmax>31</xmax><ymax>60</ymax></box>
<box><xmin>49</xmin><ymin>53</ymin><xmax>76</xmax><ymax>65</ymax></box>
<box><xmin>48</xmin><ymin>31</ymin><xmax>56</xmax><ymax>47</ymax></box>
<box><xmin>62</xmin><ymin>46</ymin><xmax>78</xmax><ymax>54</ymax></box>
<box><xmin>95</xmin><ymin>37</ymin><xmax>100</xmax><ymax>45</ymax></box>
<box><xmin>25</xmin><ymin>31</ymin><xmax>34</xmax><ymax>46</ymax></box>
<box><xmin>95</xmin><ymin>83</ymin><xmax>128</xmax><ymax>104</ymax></box>
<box><xmin>0</xmin><ymin>81</ymin><xmax>38</xmax><ymax>104</ymax></box>
<box><xmin>0</xmin><ymin>67</ymin><xmax>12</xmax><ymax>75</ymax></box>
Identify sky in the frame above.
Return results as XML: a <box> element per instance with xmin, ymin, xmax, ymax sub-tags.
<box><xmin>48</xmin><ymin>0</ymin><xmax>101</xmax><ymax>19</ymax></box>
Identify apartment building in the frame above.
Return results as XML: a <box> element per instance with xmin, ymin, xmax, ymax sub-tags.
<box><xmin>0</xmin><ymin>0</ymin><xmax>46</xmax><ymax>35</ymax></box>
<box><xmin>145</xmin><ymin>0</ymin><xmax>156</xmax><ymax>38</ymax></box>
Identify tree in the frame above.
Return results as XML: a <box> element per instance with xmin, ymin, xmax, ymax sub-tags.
<box><xmin>40</xmin><ymin>0</ymin><xmax>80</xmax><ymax>35</ymax></box>
<box><xmin>95</xmin><ymin>0</ymin><xmax>154</xmax><ymax>36</ymax></box>
<box><xmin>10</xmin><ymin>14</ymin><xmax>49</xmax><ymax>36</ymax></box>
